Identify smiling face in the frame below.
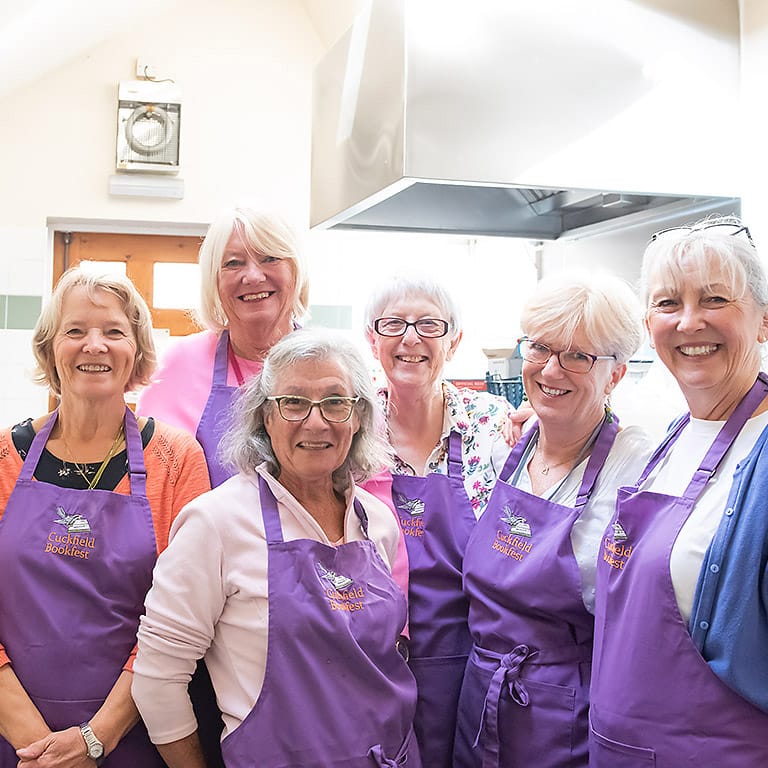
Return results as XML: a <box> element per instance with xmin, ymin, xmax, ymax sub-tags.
<box><xmin>264</xmin><ymin>357</ymin><xmax>360</xmax><ymax>494</ymax></box>
<box><xmin>52</xmin><ymin>285</ymin><xmax>138</xmax><ymax>403</ymax></box>
<box><xmin>522</xmin><ymin>326</ymin><xmax>624</xmax><ymax>431</ymax></box>
<box><xmin>645</xmin><ymin>253</ymin><xmax>768</xmax><ymax>418</ymax></box>
<box><xmin>367</xmin><ymin>294</ymin><xmax>461</xmax><ymax>395</ymax></box>
<box><xmin>217</xmin><ymin>227</ymin><xmax>296</xmax><ymax>338</ymax></box>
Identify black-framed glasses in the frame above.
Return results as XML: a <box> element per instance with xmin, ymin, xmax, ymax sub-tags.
<box><xmin>517</xmin><ymin>336</ymin><xmax>616</xmax><ymax>374</ymax></box>
<box><xmin>650</xmin><ymin>222</ymin><xmax>754</xmax><ymax>245</ymax></box>
<box><xmin>373</xmin><ymin>317</ymin><xmax>450</xmax><ymax>338</ymax></box>
<box><xmin>266</xmin><ymin>395</ymin><xmax>360</xmax><ymax>423</ymax></box>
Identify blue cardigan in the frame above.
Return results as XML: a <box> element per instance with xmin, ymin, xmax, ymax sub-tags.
<box><xmin>690</xmin><ymin>422</ymin><xmax>768</xmax><ymax>713</ymax></box>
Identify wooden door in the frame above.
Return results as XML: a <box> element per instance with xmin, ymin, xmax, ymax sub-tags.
<box><xmin>53</xmin><ymin>231</ymin><xmax>204</xmax><ymax>336</ymax></box>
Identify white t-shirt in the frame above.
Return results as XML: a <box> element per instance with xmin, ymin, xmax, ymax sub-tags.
<box><xmin>132</xmin><ymin>465</ymin><xmax>401</xmax><ymax>744</ymax></box>
<box><xmin>515</xmin><ymin>424</ymin><xmax>654</xmax><ymax>613</ymax></box>
<box><xmin>639</xmin><ymin>410</ymin><xmax>768</xmax><ymax>622</ymax></box>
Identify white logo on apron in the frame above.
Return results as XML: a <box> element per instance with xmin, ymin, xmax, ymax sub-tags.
<box><xmin>53</xmin><ymin>505</ymin><xmax>91</xmax><ymax>533</ymax></box>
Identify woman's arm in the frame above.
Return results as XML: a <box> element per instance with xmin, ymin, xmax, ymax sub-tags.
<box><xmin>0</xmin><ymin>664</ymin><xmax>50</xmax><ymax>749</ymax></box>
<box><xmin>15</xmin><ymin>670</ymin><xmax>139</xmax><ymax>767</ymax></box>
<box><xmin>155</xmin><ymin>733</ymin><xmax>207</xmax><ymax>768</ymax></box>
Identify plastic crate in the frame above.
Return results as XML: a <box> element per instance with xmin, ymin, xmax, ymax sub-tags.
<box><xmin>485</xmin><ymin>374</ymin><xmax>525</xmax><ymax>408</ymax></box>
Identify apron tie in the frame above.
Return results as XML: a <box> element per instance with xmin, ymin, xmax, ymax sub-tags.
<box><xmin>474</xmin><ymin>644</ymin><xmax>535</xmax><ymax>768</ymax></box>
<box><xmin>368</xmin><ymin>730</ymin><xmax>413</xmax><ymax>766</ymax></box>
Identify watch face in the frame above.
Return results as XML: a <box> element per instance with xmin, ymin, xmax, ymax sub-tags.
<box><xmin>89</xmin><ymin>743</ymin><xmax>104</xmax><ymax>759</ymax></box>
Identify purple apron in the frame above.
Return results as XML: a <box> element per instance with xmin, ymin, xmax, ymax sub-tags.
<box><xmin>196</xmin><ymin>329</ymin><xmax>239</xmax><ymax>489</ymax></box>
<box><xmin>0</xmin><ymin>408</ymin><xmax>163</xmax><ymax>768</ymax></box>
<box><xmin>194</xmin><ymin>330</ymin><xmax>237</xmax><ymax>767</ymax></box>
<box><xmin>391</xmin><ymin>430</ymin><xmax>476</xmax><ymax>767</ymax></box>
<box><xmin>590</xmin><ymin>376</ymin><xmax>768</xmax><ymax>767</ymax></box>
<box><xmin>220</xmin><ymin>476</ymin><xmax>420</xmax><ymax>768</ymax></box>
<box><xmin>455</xmin><ymin>415</ymin><xmax>618</xmax><ymax>768</ymax></box>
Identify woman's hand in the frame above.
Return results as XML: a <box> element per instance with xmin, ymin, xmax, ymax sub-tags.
<box><xmin>16</xmin><ymin>727</ymin><xmax>92</xmax><ymax>767</ymax></box>
<box><xmin>502</xmin><ymin>404</ymin><xmax>534</xmax><ymax>446</ymax></box>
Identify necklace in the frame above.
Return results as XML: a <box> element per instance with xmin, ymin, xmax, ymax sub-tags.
<box><xmin>534</xmin><ymin>453</ymin><xmax>576</xmax><ymax>476</ymax></box>
<box><xmin>60</xmin><ymin>423</ymin><xmax>125</xmax><ymax>490</ymax></box>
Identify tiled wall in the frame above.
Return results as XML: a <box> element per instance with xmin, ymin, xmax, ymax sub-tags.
<box><xmin>0</xmin><ymin>225</ymin><xmax>50</xmax><ymax>428</ymax></box>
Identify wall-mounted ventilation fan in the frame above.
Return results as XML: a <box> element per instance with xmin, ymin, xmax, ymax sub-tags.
<box><xmin>116</xmin><ymin>80</ymin><xmax>181</xmax><ymax>173</ymax></box>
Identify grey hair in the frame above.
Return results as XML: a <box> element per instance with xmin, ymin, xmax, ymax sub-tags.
<box><xmin>220</xmin><ymin>329</ymin><xmax>392</xmax><ymax>487</ymax></box>
<box><xmin>364</xmin><ymin>273</ymin><xmax>462</xmax><ymax>341</ymax></box>
<box><xmin>520</xmin><ymin>270</ymin><xmax>643</xmax><ymax>364</ymax></box>
<box><xmin>640</xmin><ymin>214</ymin><xmax>768</xmax><ymax>310</ymax></box>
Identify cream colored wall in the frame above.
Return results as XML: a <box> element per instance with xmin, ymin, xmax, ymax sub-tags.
<box><xmin>0</xmin><ymin>0</ymin><xmax>326</xmax><ymax>424</ymax></box>
<box><xmin>739</xmin><ymin>0</ymin><xmax>768</xmax><ymax>245</ymax></box>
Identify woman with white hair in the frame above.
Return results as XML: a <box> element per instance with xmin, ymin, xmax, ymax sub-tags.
<box><xmin>365</xmin><ymin>276</ymin><xmax>516</xmax><ymax>768</ymax></box>
<box><xmin>132</xmin><ymin>329</ymin><xmax>420</xmax><ymax>768</ymax></box>
<box><xmin>454</xmin><ymin>272</ymin><xmax>654</xmax><ymax>768</ymax></box>
<box><xmin>590</xmin><ymin>217</ymin><xmax>768</xmax><ymax>766</ymax></box>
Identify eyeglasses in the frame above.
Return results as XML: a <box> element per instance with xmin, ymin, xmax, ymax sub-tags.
<box><xmin>266</xmin><ymin>395</ymin><xmax>360</xmax><ymax>423</ymax></box>
<box><xmin>650</xmin><ymin>222</ymin><xmax>754</xmax><ymax>245</ymax></box>
<box><xmin>373</xmin><ymin>317</ymin><xmax>450</xmax><ymax>338</ymax></box>
<box><xmin>517</xmin><ymin>337</ymin><xmax>616</xmax><ymax>374</ymax></box>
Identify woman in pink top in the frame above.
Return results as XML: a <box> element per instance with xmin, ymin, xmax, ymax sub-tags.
<box><xmin>137</xmin><ymin>206</ymin><xmax>309</xmax><ymax>488</ymax></box>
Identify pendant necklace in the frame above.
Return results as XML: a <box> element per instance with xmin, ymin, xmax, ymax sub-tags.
<box><xmin>61</xmin><ymin>424</ymin><xmax>125</xmax><ymax>490</ymax></box>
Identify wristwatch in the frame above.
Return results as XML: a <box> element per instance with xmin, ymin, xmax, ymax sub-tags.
<box><xmin>78</xmin><ymin>722</ymin><xmax>105</xmax><ymax>766</ymax></box>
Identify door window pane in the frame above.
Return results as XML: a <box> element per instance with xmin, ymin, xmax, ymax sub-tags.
<box><xmin>153</xmin><ymin>263</ymin><xmax>199</xmax><ymax>309</ymax></box>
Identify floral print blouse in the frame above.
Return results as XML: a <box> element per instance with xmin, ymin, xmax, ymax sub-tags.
<box><xmin>385</xmin><ymin>381</ymin><xmax>514</xmax><ymax>518</ymax></box>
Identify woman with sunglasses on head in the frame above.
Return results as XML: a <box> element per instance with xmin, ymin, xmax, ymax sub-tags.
<box><xmin>590</xmin><ymin>216</ymin><xmax>768</xmax><ymax>766</ymax></box>
<box><xmin>454</xmin><ymin>272</ymin><xmax>654</xmax><ymax>768</ymax></box>
<box><xmin>364</xmin><ymin>275</ymin><xmax>517</xmax><ymax>767</ymax></box>
<box><xmin>132</xmin><ymin>329</ymin><xmax>420</xmax><ymax>768</ymax></box>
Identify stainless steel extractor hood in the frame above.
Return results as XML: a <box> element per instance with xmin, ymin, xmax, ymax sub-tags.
<box><xmin>311</xmin><ymin>0</ymin><xmax>741</xmax><ymax>239</ymax></box>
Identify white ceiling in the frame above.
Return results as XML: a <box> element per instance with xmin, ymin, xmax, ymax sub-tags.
<box><xmin>0</xmin><ymin>0</ymin><xmax>362</xmax><ymax>99</ymax></box>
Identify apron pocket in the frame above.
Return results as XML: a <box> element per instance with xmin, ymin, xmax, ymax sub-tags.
<box><xmin>590</xmin><ymin>726</ymin><xmax>656</xmax><ymax>766</ymax></box>
<box><xmin>497</xmin><ymin>678</ymin><xmax>578</xmax><ymax>766</ymax></box>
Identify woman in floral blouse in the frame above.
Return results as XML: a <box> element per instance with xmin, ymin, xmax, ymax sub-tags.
<box><xmin>365</xmin><ymin>275</ymin><xmax>514</xmax><ymax>768</ymax></box>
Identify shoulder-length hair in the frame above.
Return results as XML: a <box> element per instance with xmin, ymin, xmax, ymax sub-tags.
<box><xmin>33</xmin><ymin>267</ymin><xmax>157</xmax><ymax>396</ymax></box>
<box><xmin>197</xmin><ymin>205</ymin><xmax>309</xmax><ymax>332</ymax></box>
<box><xmin>220</xmin><ymin>329</ymin><xmax>392</xmax><ymax>487</ymax></box>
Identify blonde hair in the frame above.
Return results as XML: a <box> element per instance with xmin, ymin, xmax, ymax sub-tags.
<box><xmin>33</xmin><ymin>268</ymin><xmax>157</xmax><ymax>396</ymax></box>
<box><xmin>520</xmin><ymin>270</ymin><xmax>643</xmax><ymax>363</ymax></box>
<box><xmin>197</xmin><ymin>206</ymin><xmax>309</xmax><ymax>331</ymax></box>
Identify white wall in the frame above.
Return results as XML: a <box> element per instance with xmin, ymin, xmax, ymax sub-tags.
<box><xmin>0</xmin><ymin>0</ymin><xmax>325</xmax><ymax>426</ymax></box>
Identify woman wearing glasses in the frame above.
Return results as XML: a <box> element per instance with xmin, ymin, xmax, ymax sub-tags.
<box><xmin>590</xmin><ymin>217</ymin><xmax>768</xmax><ymax>766</ymax></box>
<box><xmin>454</xmin><ymin>272</ymin><xmax>653</xmax><ymax>768</ymax></box>
<box><xmin>132</xmin><ymin>329</ymin><xmax>420</xmax><ymax>768</ymax></box>
<box><xmin>364</xmin><ymin>276</ymin><xmax>516</xmax><ymax>767</ymax></box>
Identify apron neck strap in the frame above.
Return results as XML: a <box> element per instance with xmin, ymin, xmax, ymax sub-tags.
<box><xmin>259</xmin><ymin>474</ymin><xmax>284</xmax><ymax>544</ymax></box>
<box><xmin>259</xmin><ymin>474</ymin><xmax>370</xmax><ymax>543</ymax></box>
<box><xmin>19</xmin><ymin>407</ymin><xmax>147</xmax><ymax>495</ymax></box>
<box><xmin>499</xmin><ymin>421</ymin><xmax>539</xmax><ymax>483</ymax></box>
<box><xmin>680</xmin><ymin>373</ymin><xmax>768</xmax><ymax>502</ymax></box>
<box><xmin>213</xmin><ymin>330</ymin><xmax>231</xmax><ymax>386</ymax></box>
<box><xmin>447</xmin><ymin>430</ymin><xmax>463</xmax><ymax>478</ymax></box>
<box><xmin>574</xmin><ymin>411</ymin><xmax>619</xmax><ymax>510</ymax></box>
<box><xmin>19</xmin><ymin>410</ymin><xmax>59</xmax><ymax>480</ymax></box>
<box><xmin>123</xmin><ymin>407</ymin><xmax>147</xmax><ymax>495</ymax></box>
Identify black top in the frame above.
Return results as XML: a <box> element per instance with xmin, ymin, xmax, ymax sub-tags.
<box><xmin>11</xmin><ymin>417</ymin><xmax>155</xmax><ymax>491</ymax></box>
